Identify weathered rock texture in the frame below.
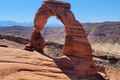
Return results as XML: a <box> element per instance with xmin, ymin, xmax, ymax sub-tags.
<box><xmin>0</xmin><ymin>47</ymin><xmax>106</xmax><ymax>80</ymax></box>
<box><xmin>0</xmin><ymin>47</ymin><xmax>71</xmax><ymax>80</ymax></box>
<box><xmin>25</xmin><ymin>1</ymin><xmax>97</xmax><ymax>77</ymax></box>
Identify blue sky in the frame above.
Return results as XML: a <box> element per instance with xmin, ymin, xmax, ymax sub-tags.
<box><xmin>0</xmin><ymin>0</ymin><xmax>120</xmax><ymax>25</ymax></box>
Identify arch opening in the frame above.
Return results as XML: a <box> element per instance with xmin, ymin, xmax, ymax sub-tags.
<box><xmin>43</xmin><ymin>16</ymin><xmax>65</xmax><ymax>43</ymax></box>
<box><xmin>43</xmin><ymin>16</ymin><xmax>65</xmax><ymax>58</ymax></box>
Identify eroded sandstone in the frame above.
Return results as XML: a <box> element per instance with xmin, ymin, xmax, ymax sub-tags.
<box><xmin>25</xmin><ymin>1</ymin><xmax>98</xmax><ymax>78</ymax></box>
<box><xmin>0</xmin><ymin>47</ymin><xmax>106</xmax><ymax>80</ymax></box>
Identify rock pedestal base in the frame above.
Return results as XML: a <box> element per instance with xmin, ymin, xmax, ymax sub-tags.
<box><xmin>55</xmin><ymin>56</ymin><xmax>97</xmax><ymax>77</ymax></box>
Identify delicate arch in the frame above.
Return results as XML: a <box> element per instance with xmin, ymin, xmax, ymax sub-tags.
<box><xmin>25</xmin><ymin>1</ymin><xmax>97</xmax><ymax>77</ymax></box>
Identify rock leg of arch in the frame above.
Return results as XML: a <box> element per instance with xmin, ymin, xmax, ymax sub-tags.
<box><xmin>25</xmin><ymin>3</ymin><xmax>52</xmax><ymax>53</ymax></box>
<box><xmin>25</xmin><ymin>1</ymin><xmax>98</xmax><ymax>78</ymax></box>
<box><xmin>57</xmin><ymin>10</ymin><xmax>97</xmax><ymax>77</ymax></box>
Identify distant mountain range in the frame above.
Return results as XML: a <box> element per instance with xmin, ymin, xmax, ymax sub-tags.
<box><xmin>0</xmin><ymin>21</ymin><xmax>120</xmax><ymax>44</ymax></box>
<box><xmin>0</xmin><ymin>20</ymin><xmax>32</xmax><ymax>26</ymax></box>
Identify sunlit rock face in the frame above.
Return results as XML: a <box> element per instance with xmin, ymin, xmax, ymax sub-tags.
<box><xmin>25</xmin><ymin>1</ymin><xmax>99</xmax><ymax>78</ymax></box>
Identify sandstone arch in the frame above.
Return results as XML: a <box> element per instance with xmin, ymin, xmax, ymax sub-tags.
<box><xmin>25</xmin><ymin>1</ymin><xmax>97</xmax><ymax>77</ymax></box>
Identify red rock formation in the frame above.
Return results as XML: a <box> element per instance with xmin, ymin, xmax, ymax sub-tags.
<box><xmin>25</xmin><ymin>1</ymin><xmax>98</xmax><ymax>78</ymax></box>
